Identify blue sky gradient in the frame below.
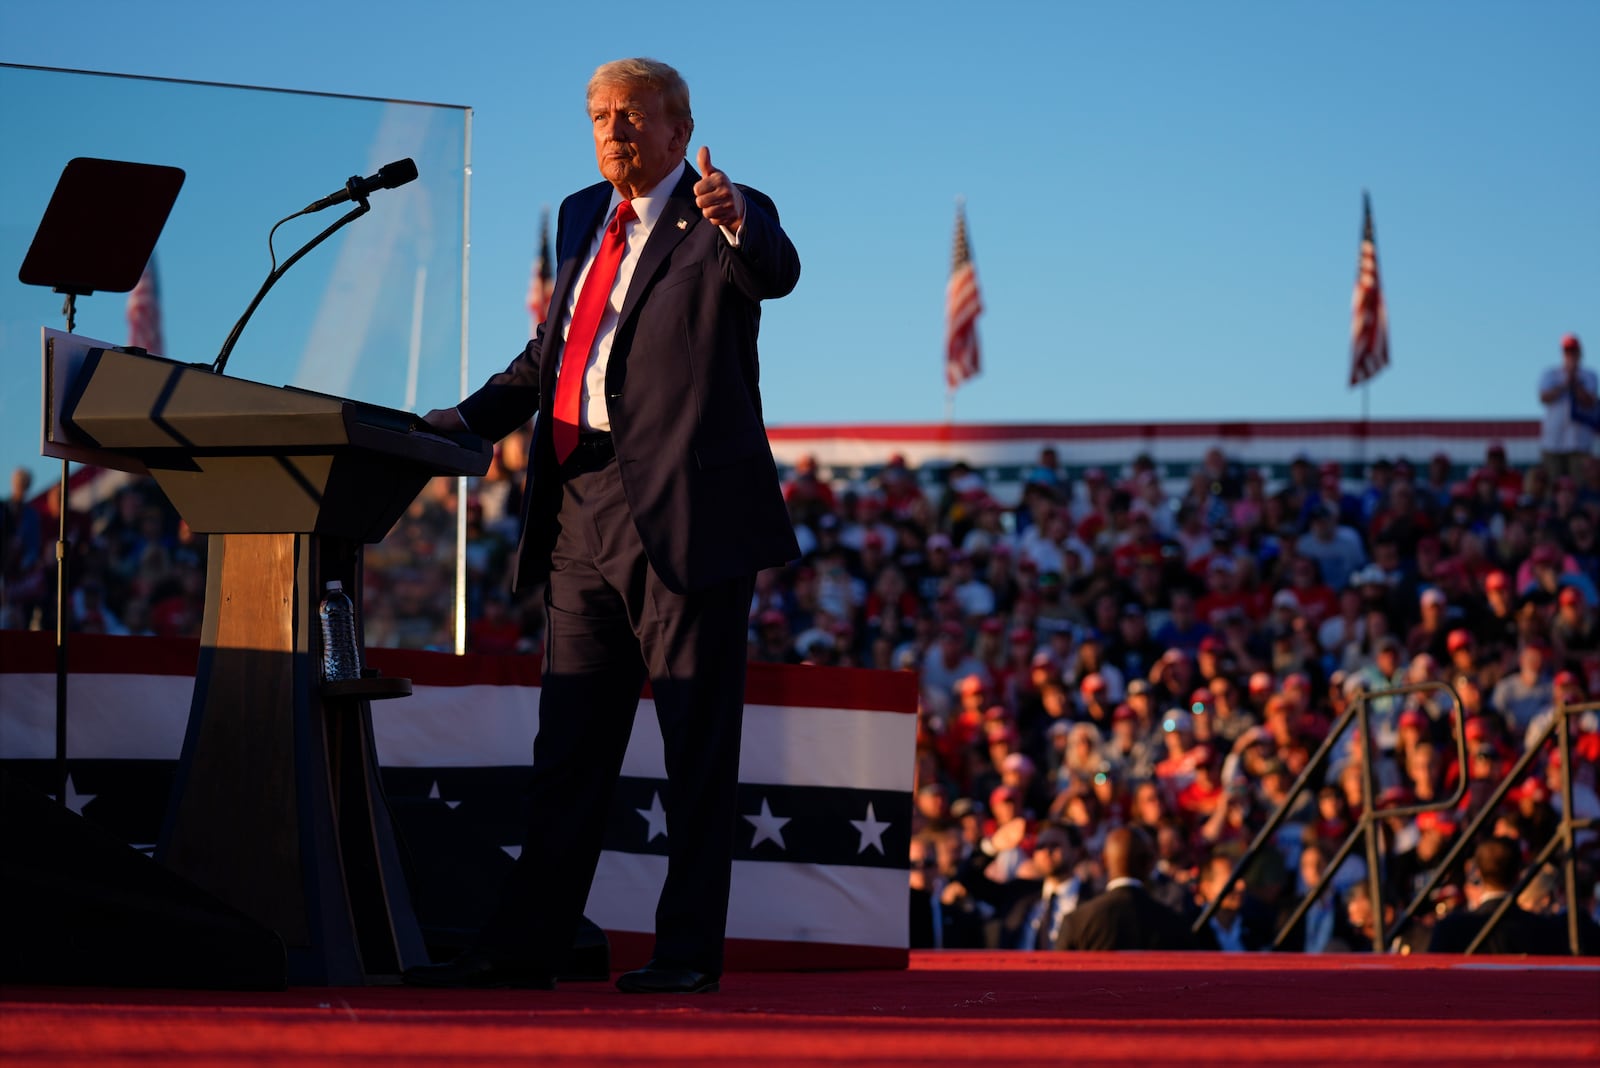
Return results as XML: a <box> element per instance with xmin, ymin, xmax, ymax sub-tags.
<box><xmin>2</xmin><ymin>0</ymin><xmax>1595</xmax><ymax>438</ymax></box>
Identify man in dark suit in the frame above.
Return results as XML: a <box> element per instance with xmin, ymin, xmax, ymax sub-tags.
<box><xmin>1060</xmin><ymin>826</ymin><xmax>1192</xmax><ymax>951</ymax></box>
<box><xmin>404</xmin><ymin>57</ymin><xmax>799</xmax><ymax>994</ymax></box>
<box><xmin>1428</xmin><ymin>837</ymin><xmax>1564</xmax><ymax>955</ymax></box>
<box><xmin>997</xmin><ymin>822</ymin><xmax>1091</xmax><ymax>950</ymax></box>
<box><xmin>909</xmin><ymin>830</ymin><xmax>989</xmax><ymax>950</ymax></box>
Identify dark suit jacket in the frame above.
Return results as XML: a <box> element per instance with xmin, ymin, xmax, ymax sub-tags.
<box><xmin>458</xmin><ymin>166</ymin><xmax>801</xmax><ymax>593</ymax></box>
<box><xmin>996</xmin><ymin>878</ymin><xmax>1094</xmax><ymax>950</ymax></box>
<box><xmin>1059</xmin><ymin>883</ymin><xmax>1194</xmax><ymax>951</ymax></box>
<box><xmin>1427</xmin><ymin>898</ymin><xmax>1566</xmax><ymax>955</ymax></box>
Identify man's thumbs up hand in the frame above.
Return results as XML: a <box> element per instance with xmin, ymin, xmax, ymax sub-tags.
<box><xmin>693</xmin><ymin>146</ymin><xmax>745</xmax><ymax>230</ymax></box>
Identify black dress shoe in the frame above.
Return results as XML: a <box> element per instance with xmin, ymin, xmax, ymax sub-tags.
<box><xmin>402</xmin><ymin>950</ymin><xmax>555</xmax><ymax>989</ymax></box>
<box><xmin>615</xmin><ymin>961</ymin><xmax>720</xmax><ymax>994</ymax></box>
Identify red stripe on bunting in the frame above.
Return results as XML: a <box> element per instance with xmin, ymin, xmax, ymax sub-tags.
<box><xmin>2</xmin><ymin>631</ymin><xmax>917</xmax><ymax>716</ymax></box>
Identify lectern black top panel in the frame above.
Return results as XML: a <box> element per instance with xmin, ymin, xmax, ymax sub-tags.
<box><xmin>18</xmin><ymin>157</ymin><xmax>185</xmax><ymax>296</ymax></box>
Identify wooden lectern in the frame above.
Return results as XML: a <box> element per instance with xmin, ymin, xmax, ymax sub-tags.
<box><xmin>42</xmin><ymin>331</ymin><xmax>491</xmax><ymax>984</ymax></box>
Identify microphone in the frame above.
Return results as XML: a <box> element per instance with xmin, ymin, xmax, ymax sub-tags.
<box><xmin>214</xmin><ymin>158</ymin><xmax>420</xmax><ymax>374</ymax></box>
<box><xmin>301</xmin><ymin>158</ymin><xmax>418</xmax><ymax>214</ymax></box>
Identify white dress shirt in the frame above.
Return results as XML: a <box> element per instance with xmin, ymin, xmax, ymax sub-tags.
<box><xmin>556</xmin><ymin>159</ymin><xmax>685</xmax><ymax>434</ymax></box>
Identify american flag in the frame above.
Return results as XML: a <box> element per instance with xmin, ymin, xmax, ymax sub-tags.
<box><xmin>126</xmin><ymin>256</ymin><xmax>164</xmax><ymax>355</ymax></box>
<box><xmin>945</xmin><ymin>203</ymin><xmax>983</xmax><ymax>391</ymax></box>
<box><xmin>526</xmin><ymin>207</ymin><xmax>554</xmax><ymax>335</ymax></box>
<box><xmin>1348</xmin><ymin>192</ymin><xmax>1389</xmax><ymax>387</ymax></box>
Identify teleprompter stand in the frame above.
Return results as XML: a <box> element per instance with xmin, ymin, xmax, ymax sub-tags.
<box><xmin>18</xmin><ymin>157</ymin><xmax>184</xmax><ymax>814</ymax></box>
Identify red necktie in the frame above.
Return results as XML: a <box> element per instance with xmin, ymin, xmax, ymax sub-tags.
<box><xmin>552</xmin><ymin>199</ymin><xmax>636</xmax><ymax>463</ymax></box>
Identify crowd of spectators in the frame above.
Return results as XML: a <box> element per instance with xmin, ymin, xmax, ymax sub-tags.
<box><xmin>6</xmin><ymin>433</ymin><xmax>1600</xmax><ymax>955</ymax></box>
<box><xmin>2</xmin><ymin>468</ymin><xmax>208</xmax><ymax>638</ymax></box>
<box><xmin>765</xmin><ymin>442</ymin><xmax>1600</xmax><ymax>955</ymax></box>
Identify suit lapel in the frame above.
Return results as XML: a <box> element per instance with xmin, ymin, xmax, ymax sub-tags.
<box><xmin>616</xmin><ymin>166</ymin><xmax>700</xmax><ymax>329</ymax></box>
<box><xmin>540</xmin><ymin>185</ymin><xmax>612</xmax><ymax>401</ymax></box>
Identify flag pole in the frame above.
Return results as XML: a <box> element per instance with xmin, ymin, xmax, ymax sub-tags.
<box><xmin>1348</xmin><ymin>189</ymin><xmax>1387</xmax><ymax>471</ymax></box>
<box><xmin>1359</xmin><ymin>380</ymin><xmax>1369</xmax><ymax>468</ymax></box>
<box><xmin>947</xmin><ymin>194</ymin><xmax>963</xmax><ymax>430</ymax></box>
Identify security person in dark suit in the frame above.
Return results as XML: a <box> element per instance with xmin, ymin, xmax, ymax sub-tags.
<box><xmin>1428</xmin><ymin>837</ymin><xmax>1564</xmax><ymax>955</ymax></box>
<box><xmin>1060</xmin><ymin>827</ymin><xmax>1193</xmax><ymax>951</ymax></box>
<box><xmin>405</xmin><ymin>57</ymin><xmax>799</xmax><ymax>995</ymax></box>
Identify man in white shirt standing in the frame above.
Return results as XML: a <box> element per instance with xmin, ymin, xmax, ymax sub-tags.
<box><xmin>1538</xmin><ymin>333</ymin><xmax>1596</xmax><ymax>478</ymax></box>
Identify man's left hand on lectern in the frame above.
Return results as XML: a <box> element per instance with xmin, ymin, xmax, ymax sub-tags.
<box><xmin>421</xmin><ymin>407</ymin><xmax>467</xmax><ymax>433</ymax></box>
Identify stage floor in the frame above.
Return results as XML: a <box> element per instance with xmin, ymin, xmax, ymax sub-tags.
<box><xmin>3</xmin><ymin>951</ymin><xmax>1597</xmax><ymax>1067</ymax></box>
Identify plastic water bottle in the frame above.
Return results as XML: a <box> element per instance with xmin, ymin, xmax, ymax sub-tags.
<box><xmin>318</xmin><ymin>580</ymin><xmax>362</xmax><ymax>681</ymax></box>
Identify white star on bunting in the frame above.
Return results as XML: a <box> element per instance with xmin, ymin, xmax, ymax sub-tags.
<box><xmin>849</xmin><ymin>802</ymin><xmax>891</xmax><ymax>855</ymax></box>
<box><xmin>50</xmin><ymin>774</ymin><xmax>96</xmax><ymax>817</ymax></box>
<box><xmin>428</xmin><ymin>780</ymin><xmax>461</xmax><ymax>810</ymax></box>
<box><xmin>743</xmin><ymin>797</ymin><xmax>791</xmax><ymax>850</ymax></box>
<box><xmin>636</xmin><ymin>791</ymin><xmax>669</xmax><ymax>842</ymax></box>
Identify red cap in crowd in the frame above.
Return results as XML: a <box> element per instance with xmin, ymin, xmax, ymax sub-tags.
<box><xmin>1559</xmin><ymin>586</ymin><xmax>1582</xmax><ymax>607</ymax></box>
<box><xmin>1446</xmin><ymin>629</ymin><xmax>1474</xmax><ymax>653</ymax></box>
<box><xmin>1377</xmin><ymin>786</ymin><xmax>1413</xmax><ymax>809</ymax></box>
<box><xmin>1416</xmin><ymin>811</ymin><xmax>1458</xmax><ymax>836</ymax></box>
<box><xmin>1511</xmin><ymin>778</ymin><xmax>1550</xmax><ymax>804</ymax></box>
<box><xmin>1484</xmin><ymin>570</ymin><xmax>1509</xmax><ymax>592</ymax></box>
<box><xmin>1562</xmin><ymin>333</ymin><xmax>1582</xmax><ymax>352</ymax></box>
<box><xmin>990</xmin><ymin>785</ymin><xmax>1021</xmax><ymax>810</ymax></box>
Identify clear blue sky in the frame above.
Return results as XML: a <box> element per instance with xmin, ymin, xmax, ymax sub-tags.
<box><xmin>2</xmin><ymin>0</ymin><xmax>1596</xmax><ymax>445</ymax></box>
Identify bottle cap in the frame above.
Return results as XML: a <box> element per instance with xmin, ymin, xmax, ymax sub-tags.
<box><xmin>326</xmin><ymin>580</ymin><xmax>343</xmax><ymax>591</ymax></box>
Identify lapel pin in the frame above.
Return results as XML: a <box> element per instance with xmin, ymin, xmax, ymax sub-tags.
<box><xmin>676</xmin><ymin>218</ymin><xmax>688</xmax><ymax>230</ymax></box>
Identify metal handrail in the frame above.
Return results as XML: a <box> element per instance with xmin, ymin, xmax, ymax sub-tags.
<box><xmin>1458</xmin><ymin>700</ymin><xmax>1598</xmax><ymax>956</ymax></box>
<box><xmin>1191</xmin><ymin>678</ymin><xmax>1468</xmax><ymax>952</ymax></box>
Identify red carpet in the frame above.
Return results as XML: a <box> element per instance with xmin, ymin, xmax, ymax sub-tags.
<box><xmin>3</xmin><ymin>952</ymin><xmax>1597</xmax><ymax>1067</ymax></box>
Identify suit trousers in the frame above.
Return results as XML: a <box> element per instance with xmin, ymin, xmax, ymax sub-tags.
<box><xmin>478</xmin><ymin>447</ymin><xmax>755</xmax><ymax>975</ymax></box>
